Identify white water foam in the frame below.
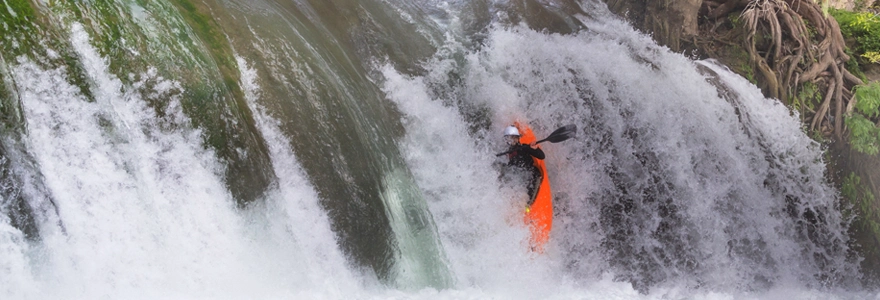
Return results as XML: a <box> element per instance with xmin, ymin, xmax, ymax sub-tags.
<box><xmin>380</xmin><ymin>10</ymin><xmax>873</xmax><ymax>298</ymax></box>
<box><xmin>234</xmin><ymin>54</ymin><xmax>363</xmax><ymax>295</ymax></box>
<box><xmin>3</xmin><ymin>0</ymin><xmax>878</xmax><ymax>299</ymax></box>
<box><xmin>1</xmin><ymin>22</ymin><xmax>364</xmax><ymax>299</ymax></box>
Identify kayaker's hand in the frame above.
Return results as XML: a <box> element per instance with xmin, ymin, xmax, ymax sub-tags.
<box><xmin>529</xmin><ymin>142</ymin><xmax>537</xmax><ymax>149</ymax></box>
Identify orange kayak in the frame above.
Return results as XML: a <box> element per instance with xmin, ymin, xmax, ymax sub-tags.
<box><xmin>513</xmin><ymin>122</ymin><xmax>552</xmax><ymax>252</ymax></box>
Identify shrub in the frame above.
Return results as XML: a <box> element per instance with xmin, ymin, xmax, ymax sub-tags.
<box><xmin>855</xmin><ymin>82</ymin><xmax>880</xmax><ymax>118</ymax></box>
<box><xmin>830</xmin><ymin>9</ymin><xmax>880</xmax><ymax>63</ymax></box>
<box><xmin>847</xmin><ymin>82</ymin><xmax>880</xmax><ymax>155</ymax></box>
<box><xmin>846</xmin><ymin>113</ymin><xmax>880</xmax><ymax>155</ymax></box>
<box><xmin>865</xmin><ymin>51</ymin><xmax>880</xmax><ymax>63</ymax></box>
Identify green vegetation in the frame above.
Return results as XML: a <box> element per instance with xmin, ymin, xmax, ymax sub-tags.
<box><xmin>831</xmin><ymin>9</ymin><xmax>880</xmax><ymax>156</ymax></box>
<box><xmin>865</xmin><ymin>52</ymin><xmax>880</xmax><ymax>63</ymax></box>
<box><xmin>0</xmin><ymin>0</ymin><xmax>40</xmax><ymax>57</ymax></box>
<box><xmin>855</xmin><ymin>82</ymin><xmax>880</xmax><ymax>117</ymax></box>
<box><xmin>793</xmin><ymin>81</ymin><xmax>819</xmax><ymax>114</ymax></box>
<box><xmin>842</xmin><ymin>172</ymin><xmax>880</xmax><ymax>257</ymax></box>
<box><xmin>829</xmin><ymin>11</ymin><xmax>876</xmax><ymax>167</ymax></box>
<box><xmin>165</xmin><ymin>0</ymin><xmax>273</xmax><ymax>204</ymax></box>
<box><xmin>0</xmin><ymin>62</ymin><xmax>18</xmax><ymax>132</ymax></box>
<box><xmin>64</xmin><ymin>0</ymin><xmax>135</xmax><ymax>75</ymax></box>
<box><xmin>846</xmin><ymin>113</ymin><xmax>880</xmax><ymax>155</ymax></box>
<box><xmin>830</xmin><ymin>9</ymin><xmax>880</xmax><ymax>65</ymax></box>
<box><xmin>0</xmin><ymin>0</ymin><xmax>270</xmax><ymax>204</ymax></box>
<box><xmin>728</xmin><ymin>45</ymin><xmax>756</xmax><ymax>85</ymax></box>
<box><xmin>169</xmin><ymin>0</ymin><xmax>244</xmax><ymax>93</ymax></box>
<box><xmin>0</xmin><ymin>0</ymin><xmax>93</xmax><ymax>101</ymax></box>
<box><xmin>728</xmin><ymin>12</ymin><xmax>743</xmax><ymax>29</ymax></box>
<box><xmin>845</xmin><ymin>83</ymin><xmax>880</xmax><ymax>155</ymax></box>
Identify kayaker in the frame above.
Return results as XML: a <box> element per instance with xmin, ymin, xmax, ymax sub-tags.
<box><xmin>502</xmin><ymin>125</ymin><xmax>545</xmax><ymax>205</ymax></box>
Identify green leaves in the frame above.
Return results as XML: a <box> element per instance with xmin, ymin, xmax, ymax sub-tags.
<box><xmin>846</xmin><ymin>114</ymin><xmax>880</xmax><ymax>155</ymax></box>
<box><xmin>846</xmin><ymin>82</ymin><xmax>880</xmax><ymax>155</ymax></box>
<box><xmin>855</xmin><ymin>82</ymin><xmax>880</xmax><ymax>118</ymax></box>
<box><xmin>865</xmin><ymin>51</ymin><xmax>880</xmax><ymax>63</ymax></box>
<box><xmin>831</xmin><ymin>9</ymin><xmax>880</xmax><ymax>63</ymax></box>
<box><xmin>831</xmin><ymin>9</ymin><xmax>880</xmax><ymax>156</ymax></box>
<box><xmin>794</xmin><ymin>81</ymin><xmax>819</xmax><ymax>113</ymax></box>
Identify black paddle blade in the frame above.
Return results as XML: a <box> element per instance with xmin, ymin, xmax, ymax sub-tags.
<box><xmin>537</xmin><ymin>124</ymin><xmax>577</xmax><ymax>144</ymax></box>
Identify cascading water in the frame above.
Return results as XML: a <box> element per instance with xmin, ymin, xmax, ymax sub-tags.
<box><xmin>385</xmin><ymin>0</ymin><xmax>864</xmax><ymax>297</ymax></box>
<box><xmin>0</xmin><ymin>0</ymin><xmax>875</xmax><ymax>299</ymax></box>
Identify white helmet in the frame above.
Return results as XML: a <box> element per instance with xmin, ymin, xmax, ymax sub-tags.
<box><xmin>503</xmin><ymin>125</ymin><xmax>520</xmax><ymax>136</ymax></box>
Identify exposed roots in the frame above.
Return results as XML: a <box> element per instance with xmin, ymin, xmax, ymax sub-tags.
<box><xmin>701</xmin><ymin>0</ymin><xmax>864</xmax><ymax>140</ymax></box>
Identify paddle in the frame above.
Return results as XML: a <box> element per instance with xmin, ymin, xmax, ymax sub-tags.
<box><xmin>496</xmin><ymin>124</ymin><xmax>577</xmax><ymax>156</ymax></box>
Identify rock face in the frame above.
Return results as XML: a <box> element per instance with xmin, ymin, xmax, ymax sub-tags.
<box><xmin>601</xmin><ymin>0</ymin><xmax>702</xmax><ymax>52</ymax></box>
<box><xmin>827</xmin><ymin>0</ymin><xmax>876</xmax><ymax>10</ymax></box>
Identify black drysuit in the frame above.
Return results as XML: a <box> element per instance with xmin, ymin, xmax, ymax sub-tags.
<box><xmin>505</xmin><ymin>144</ymin><xmax>545</xmax><ymax>205</ymax></box>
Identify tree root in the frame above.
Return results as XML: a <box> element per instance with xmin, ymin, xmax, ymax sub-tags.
<box><xmin>701</xmin><ymin>0</ymin><xmax>865</xmax><ymax>140</ymax></box>
<box><xmin>812</xmin><ymin>80</ymin><xmax>835</xmax><ymax>132</ymax></box>
<box><xmin>834</xmin><ymin>61</ymin><xmax>844</xmax><ymax>138</ymax></box>
<box><xmin>707</xmin><ymin>0</ymin><xmax>750</xmax><ymax>19</ymax></box>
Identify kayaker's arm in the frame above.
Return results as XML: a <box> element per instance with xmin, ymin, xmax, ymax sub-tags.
<box><xmin>521</xmin><ymin>144</ymin><xmax>545</xmax><ymax>160</ymax></box>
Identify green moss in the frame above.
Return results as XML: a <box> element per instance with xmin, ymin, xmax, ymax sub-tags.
<box><xmin>58</xmin><ymin>0</ymin><xmax>247</xmax><ymax>155</ymax></box>
<box><xmin>0</xmin><ymin>1</ymin><xmax>271</xmax><ymax>204</ymax></box>
<box><xmin>165</xmin><ymin>0</ymin><xmax>243</xmax><ymax>151</ymax></box>
<box><xmin>168</xmin><ymin>0</ymin><xmax>242</xmax><ymax>94</ymax></box>
<box><xmin>725</xmin><ymin>45</ymin><xmax>756</xmax><ymax>85</ymax></box>
<box><xmin>0</xmin><ymin>65</ymin><xmax>20</xmax><ymax>133</ymax></box>
<box><xmin>54</xmin><ymin>0</ymin><xmax>160</xmax><ymax>87</ymax></box>
<box><xmin>164</xmin><ymin>0</ymin><xmax>272</xmax><ymax>204</ymax></box>
<box><xmin>0</xmin><ymin>1</ymin><xmax>93</xmax><ymax>101</ymax></box>
<box><xmin>0</xmin><ymin>0</ymin><xmax>39</xmax><ymax>57</ymax></box>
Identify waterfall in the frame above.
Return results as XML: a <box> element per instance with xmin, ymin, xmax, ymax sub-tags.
<box><xmin>0</xmin><ymin>0</ymin><xmax>872</xmax><ymax>299</ymax></box>
<box><xmin>383</xmin><ymin>1</ymin><xmax>861</xmax><ymax>296</ymax></box>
